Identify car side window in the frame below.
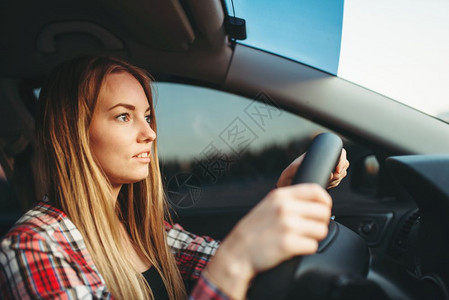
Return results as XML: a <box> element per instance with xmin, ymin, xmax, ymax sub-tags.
<box><xmin>154</xmin><ymin>82</ymin><xmax>328</xmax><ymax>210</ymax></box>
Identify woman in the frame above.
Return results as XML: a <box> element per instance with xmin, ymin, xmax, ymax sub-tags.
<box><xmin>0</xmin><ymin>56</ymin><xmax>349</xmax><ymax>299</ymax></box>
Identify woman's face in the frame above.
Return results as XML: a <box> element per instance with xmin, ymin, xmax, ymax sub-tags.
<box><xmin>89</xmin><ymin>72</ymin><xmax>156</xmax><ymax>190</ymax></box>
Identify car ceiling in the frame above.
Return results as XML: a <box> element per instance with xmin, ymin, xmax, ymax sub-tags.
<box><xmin>0</xmin><ymin>0</ymin><xmax>232</xmax><ymax>82</ymax></box>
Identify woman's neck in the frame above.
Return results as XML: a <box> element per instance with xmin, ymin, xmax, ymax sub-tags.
<box><xmin>111</xmin><ymin>184</ymin><xmax>122</xmax><ymax>203</ymax></box>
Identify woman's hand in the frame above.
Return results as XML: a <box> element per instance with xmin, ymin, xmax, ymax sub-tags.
<box><xmin>203</xmin><ymin>184</ymin><xmax>332</xmax><ymax>299</ymax></box>
<box><xmin>277</xmin><ymin>149</ymin><xmax>349</xmax><ymax>189</ymax></box>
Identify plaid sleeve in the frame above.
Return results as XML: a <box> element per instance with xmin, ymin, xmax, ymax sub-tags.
<box><xmin>189</xmin><ymin>274</ymin><xmax>229</xmax><ymax>300</ymax></box>
<box><xmin>0</xmin><ymin>231</ymin><xmax>107</xmax><ymax>300</ymax></box>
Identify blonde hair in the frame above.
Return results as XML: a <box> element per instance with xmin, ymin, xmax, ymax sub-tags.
<box><xmin>36</xmin><ymin>56</ymin><xmax>186</xmax><ymax>299</ymax></box>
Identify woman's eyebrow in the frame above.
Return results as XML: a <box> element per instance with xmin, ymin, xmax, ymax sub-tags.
<box><xmin>108</xmin><ymin>103</ymin><xmax>135</xmax><ymax>111</ymax></box>
<box><xmin>107</xmin><ymin>103</ymin><xmax>151</xmax><ymax>112</ymax></box>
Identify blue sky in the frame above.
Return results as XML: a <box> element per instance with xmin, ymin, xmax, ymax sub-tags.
<box><xmin>226</xmin><ymin>0</ymin><xmax>344</xmax><ymax>74</ymax></box>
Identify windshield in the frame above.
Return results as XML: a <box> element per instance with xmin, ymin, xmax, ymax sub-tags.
<box><xmin>226</xmin><ymin>0</ymin><xmax>449</xmax><ymax>122</ymax></box>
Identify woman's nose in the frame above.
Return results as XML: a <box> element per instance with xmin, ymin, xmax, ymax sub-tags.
<box><xmin>137</xmin><ymin>119</ymin><xmax>156</xmax><ymax>143</ymax></box>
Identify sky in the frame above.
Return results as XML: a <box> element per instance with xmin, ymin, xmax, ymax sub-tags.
<box><xmin>225</xmin><ymin>0</ymin><xmax>344</xmax><ymax>74</ymax></box>
<box><xmin>227</xmin><ymin>0</ymin><xmax>449</xmax><ymax>119</ymax></box>
<box><xmin>338</xmin><ymin>0</ymin><xmax>449</xmax><ymax>117</ymax></box>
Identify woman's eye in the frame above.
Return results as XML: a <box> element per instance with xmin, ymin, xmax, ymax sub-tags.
<box><xmin>116</xmin><ymin>113</ymin><xmax>130</xmax><ymax>122</ymax></box>
<box><xmin>145</xmin><ymin>115</ymin><xmax>151</xmax><ymax>125</ymax></box>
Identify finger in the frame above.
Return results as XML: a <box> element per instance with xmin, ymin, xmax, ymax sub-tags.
<box><xmin>337</xmin><ymin>159</ymin><xmax>350</xmax><ymax>174</ymax></box>
<box><xmin>330</xmin><ymin>170</ymin><xmax>345</xmax><ymax>182</ymax></box>
<box><xmin>334</xmin><ymin>168</ymin><xmax>348</xmax><ymax>182</ymax></box>
<box><xmin>277</xmin><ymin>153</ymin><xmax>306</xmax><ymax>188</ymax></box>
<box><xmin>335</xmin><ymin>148</ymin><xmax>348</xmax><ymax>173</ymax></box>
<box><xmin>285</xmin><ymin>154</ymin><xmax>305</xmax><ymax>178</ymax></box>
<box><xmin>283</xmin><ymin>183</ymin><xmax>332</xmax><ymax>207</ymax></box>
<box><xmin>294</xmin><ymin>237</ymin><xmax>320</xmax><ymax>256</ymax></box>
<box><xmin>276</xmin><ymin>209</ymin><xmax>330</xmax><ymax>239</ymax></box>
<box><xmin>294</xmin><ymin>218</ymin><xmax>329</xmax><ymax>240</ymax></box>
<box><xmin>289</xmin><ymin>201</ymin><xmax>332</xmax><ymax>222</ymax></box>
<box><xmin>327</xmin><ymin>174</ymin><xmax>345</xmax><ymax>188</ymax></box>
<box><xmin>282</xmin><ymin>235</ymin><xmax>320</xmax><ymax>257</ymax></box>
<box><xmin>327</xmin><ymin>182</ymin><xmax>339</xmax><ymax>189</ymax></box>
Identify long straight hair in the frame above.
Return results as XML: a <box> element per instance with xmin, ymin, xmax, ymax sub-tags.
<box><xmin>36</xmin><ymin>56</ymin><xmax>186</xmax><ymax>299</ymax></box>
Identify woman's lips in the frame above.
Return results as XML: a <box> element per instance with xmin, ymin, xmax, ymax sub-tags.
<box><xmin>133</xmin><ymin>151</ymin><xmax>151</xmax><ymax>162</ymax></box>
<box><xmin>136</xmin><ymin>152</ymin><xmax>149</xmax><ymax>158</ymax></box>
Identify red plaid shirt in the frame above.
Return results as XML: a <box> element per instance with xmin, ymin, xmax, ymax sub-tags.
<box><xmin>0</xmin><ymin>200</ymin><xmax>229</xmax><ymax>299</ymax></box>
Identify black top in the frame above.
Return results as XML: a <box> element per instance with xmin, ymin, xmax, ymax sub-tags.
<box><xmin>142</xmin><ymin>268</ymin><xmax>169</xmax><ymax>300</ymax></box>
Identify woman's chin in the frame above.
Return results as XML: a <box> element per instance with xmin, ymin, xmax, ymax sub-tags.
<box><xmin>113</xmin><ymin>173</ymin><xmax>149</xmax><ymax>185</ymax></box>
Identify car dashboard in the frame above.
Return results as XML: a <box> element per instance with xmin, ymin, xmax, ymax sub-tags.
<box><xmin>364</xmin><ymin>155</ymin><xmax>449</xmax><ymax>299</ymax></box>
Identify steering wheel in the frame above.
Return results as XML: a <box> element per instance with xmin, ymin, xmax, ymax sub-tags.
<box><xmin>248</xmin><ymin>133</ymin><xmax>370</xmax><ymax>300</ymax></box>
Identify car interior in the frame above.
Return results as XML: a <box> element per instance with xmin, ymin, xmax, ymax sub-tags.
<box><xmin>1</xmin><ymin>0</ymin><xmax>449</xmax><ymax>299</ymax></box>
